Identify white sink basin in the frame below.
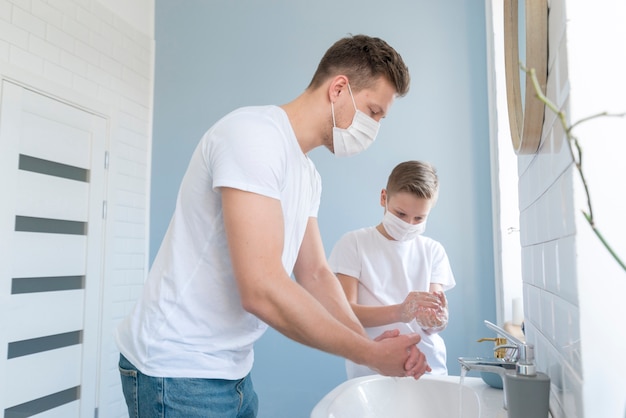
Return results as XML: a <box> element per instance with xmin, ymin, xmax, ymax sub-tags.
<box><xmin>311</xmin><ymin>374</ymin><xmax>505</xmax><ymax>418</ymax></box>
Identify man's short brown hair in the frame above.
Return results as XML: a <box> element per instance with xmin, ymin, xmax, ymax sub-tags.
<box><xmin>308</xmin><ymin>34</ymin><xmax>410</xmax><ymax>96</ymax></box>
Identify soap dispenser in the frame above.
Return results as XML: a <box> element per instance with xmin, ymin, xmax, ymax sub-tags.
<box><xmin>504</xmin><ymin>343</ymin><xmax>550</xmax><ymax>418</ymax></box>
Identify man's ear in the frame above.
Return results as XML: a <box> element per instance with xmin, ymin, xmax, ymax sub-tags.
<box><xmin>380</xmin><ymin>189</ymin><xmax>387</xmax><ymax>208</ymax></box>
<box><xmin>328</xmin><ymin>75</ymin><xmax>349</xmax><ymax>103</ymax></box>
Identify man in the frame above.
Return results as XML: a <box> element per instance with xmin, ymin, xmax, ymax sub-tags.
<box><xmin>116</xmin><ymin>34</ymin><xmax>430</xmax><ymax>418</ymax></box>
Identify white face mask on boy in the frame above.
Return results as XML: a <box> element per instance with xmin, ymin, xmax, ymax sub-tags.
<box><xmin>382</xmin><ymin>209</ymin><xmax>426</xmax><ymax>241</ymax></box>
<box><xmin>331</xmin><ymin>83</ymin><xmax>380</xmax><ymax>157</ymax></box>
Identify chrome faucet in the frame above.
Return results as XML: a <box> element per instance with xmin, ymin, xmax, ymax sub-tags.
<box><xmin>458</xmin><ymin>320</ymin><xmax>536</xmax><ymax>410</ymax></box>
<box><xmin>457</xmin><ymin>356</ymin><xmax>515</xmax><ymax>409</ymax></box>
<box><xmin>483</xmin><ymin>320</ymin><xmax>537</xmax><ymax>376</ymax></box>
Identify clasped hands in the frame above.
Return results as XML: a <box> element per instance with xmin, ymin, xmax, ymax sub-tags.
<box><xmin>371</xmin><ymin>329</ymin><xmax>431</xmax><ymax>379</ymax></box>
<box><xmin>399</xmin><ymin>291</ymin><xmax>448</xmax><ymax>333</ymax></box>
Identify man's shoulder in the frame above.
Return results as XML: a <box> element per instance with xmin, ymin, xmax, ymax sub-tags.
<box><xmin>223</xmin><ymin>105</ymin><xmax>283</xmax><ymax>123</ymax></box>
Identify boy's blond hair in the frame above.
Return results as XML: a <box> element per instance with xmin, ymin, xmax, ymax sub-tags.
<box><xmin>386</xmin><ymin>160</ymin><xmax>439</xmax><ymax>202</ymax></box>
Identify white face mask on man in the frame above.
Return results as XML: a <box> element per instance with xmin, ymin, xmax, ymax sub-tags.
<box><xmin>382</xmin><ymin>209</ymin><xmax>427</xmax><ymax>241</ymax></box>
<box><xmin>331</xmin><ymin>83</ymin><xmax>380</xmax><ymax>157</ymax></box>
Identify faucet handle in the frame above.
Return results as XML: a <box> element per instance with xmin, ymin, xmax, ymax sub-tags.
<box><xmin>484</xmin><ymin>320</ymin><xmax>525</xmax><ymax>346</ymax></box>
<box><xmin>477</xmin><ymin>337</ymin><xmax>508</xmax><ymax>358</ymax></box>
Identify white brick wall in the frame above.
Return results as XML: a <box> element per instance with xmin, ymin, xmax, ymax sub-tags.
<box><xmin>0</xmin><ymin>0</ymin><xmax>153</xmax><ymax>416</ymax></box>
<box><xmin>517</xmin><ymin>0</ymin><xmax>584</xmax><ymax>415</ymax></box>
<box><xmin>517</xmin><ymin>0</ymin><xmax>626</xmax><ymax>417</ymax></box>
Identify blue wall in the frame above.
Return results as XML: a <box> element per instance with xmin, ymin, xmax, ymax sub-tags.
<box><xmin>153</xmin><ymin>1</ymin><xmax>497</xmax><ymax>417</ymax></box>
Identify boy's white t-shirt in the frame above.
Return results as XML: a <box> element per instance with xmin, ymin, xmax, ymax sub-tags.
<box><xmin>328</xmin><ymin>226</ymin><xmax>456</xmax><ymax>378</ymax></box>
<box><xmin>116</xmin><ymin>105</ymin><xmax>321</xmax><ymax>380</ymax></box>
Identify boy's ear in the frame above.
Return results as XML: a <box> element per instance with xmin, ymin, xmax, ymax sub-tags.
<box><xmin>380</xmin><ymin>189</ymin><xmax>387</xmax><ymax>207</ymax></box>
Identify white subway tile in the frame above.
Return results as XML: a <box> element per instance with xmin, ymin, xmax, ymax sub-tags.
<box><xmin>111</xmin><ymin>75</ymin><xmax>139</xmax><ymax>102</ymax></box>
<box><xmin>116</xmin><ymin>158</ymin><xmax>148</xmax><ymax>180</ymax></box>
<box><xmin>129</xmin><ymin>53</ymin><xmax>152</xmax><ymax>79</ymax></box>
<box><xmin>86</xmin><ymin>63</ymin><xmax>111</xmax><ymax>87</ymax></box>
<box><xmin>46</xmin><ymin>23</ymin><xmax>74</xmax><ymax>52</ymax></box>
<box><xmin>99</xmin><ymin>53</ymin><xmax>122</xmax><ymax>78</ymax></box>
<box><xmin>62</xmin><ymin>14</ymin><xmax>89</xmax><ymax>40</ymax></box>
<box><xmin>565</xmin><ymin>305</ymin><xmax>580</xmax><ymax>367</ymax></box>
<box><xmin>0</xmin><ymin>1</ymin><xmax>12</xmax><ymax>21</ymax></box>
<box><xmin>543</xmin><ymin>240</ymin><xmax>559</xmax><ymax>293</ymax></box>
<box><xmin>552</xmin><ymin>296</ymin><xmax>572</xmax><ymax>355</ymax></box>
<box><xmin>89</xmin><ymin>29</ymin><xmax>112</xmax><ymax>57</ymax></box>
<box><xmin>115</xmin><ymin>189</ymin><xmax>144</xmax><ymax>209</ymax></box>
<box><xmin>11</xmin><ymin>0</ymin><xmax>45</xmax><ymax>37</ymax></box>
<box><xmin>59</xmin><ymin>48</ymin><xmax>87</xmax><ymax>73</ymax></box>
<box><xmin>97</xmin><ymin>84</ymin><xmax>120</xmax><ymax>106</ymax></box>
<box><xmin>43</xmin><ymin>60</ymin><xmax>72</xmax><ymax>87</ymax></box>
<box><xmin>31</xmin><ymin>0</ymin><xmax>63</xmax><ymax>28</ymax></box>
<box><xmin>118</xmin><ymin>110</ymin><xmax>149</xmax><ymax>135</ymax></box>
<box><xmin>534</xmin><ymin>243</ymin><xmax>545</xmax><ymax>287</ymax></box>
<box><xmin>119</xmin><ymin>94</ymin><xmax>150</xmax><ymax>120</ymax></box>
<box><xmin>545</xmin><ymin>343</ymin><xmax>564</xmax><ymax>395</ymax></box>
<box><xmin>90</xmin><ymin>1</ymin><xmax>114</xmax><ymax>27</ymax></box>
<box><xmin>113</xmin><ymin>14</ymin><xmax>147</xmax><ymax>47</ymax></box>
<box><xmin>116</xmin><ymin>142</ymin><xmax>148</xmax><ymax>167</ymax></box>
<box><xmin>557</xmin><ymin>235</ymin><xmax>578</xmax><ymax>304</ymax></box>
<box><xmin>75</xmin><ymin>4</ymin><xmax>99</xmax><ymax>34</ymax></box>
<box><xmin>539</xmin><ymin>290</ymin><xmax>555</xmax><ymax>341</ymax></box>
<box><xmin>98</xmin><ymin>19</ymin><xmax>122</xmax><ymax>49</ymax></box>
<box><xmin>47</xmin><ymin>0</ymin><xmax>76</xmax><ymax>19</ymax></box>
<box><xmin>28</xmin><ymin>33</ymin><xmax>60</xmax><ymax>63</ymax></box>
<box><xmin>116</xmin><ymin>172</ymin><xmax>145</xmax><ymax>194</ymax></box>
<box><xmin>561</xmin><ymin>361</ymin><xmax>584</xmax><ymax>417</ymax></box>
<box><xmin>74</xmin><ymin>39</ymin><xmax>99</xmax><ymax>66</ymax></box>
<box><xmin>525</xmin><ymin>283</ymin><xmax>542</xmax><ymax>327</ymax></box>
<box><xmin>0</xmin><ymin>18</ymin><xmax>29</xmax><ymax>48</ymax></box>
<box><xmin>0</xmin><ymin>38</ymin><xmax>10</xmax><ymax>61</ymax></box>
<box><xmin>7</xmin><ymin>0</ymin><xmax>31</xmax><ymax>13</ymax></box>
<box><xmin>72</xmin><ymin>73</ymin><xmax>98</xmax><ymax>96</ymax></box>
<box><xmin>9</xmin><ymin>43</ymin><xmax>42</xmax><ymax>74</ymax></box>
<box><xmin>118</xmin><ymin>126</ymin><xmax>148</xmax><ymax>150</ymax></box>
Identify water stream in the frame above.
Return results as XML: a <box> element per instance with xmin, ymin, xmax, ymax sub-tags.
<box><xmin>458</xmin><ymin>367</ymin><xmax>468</xmax><ymax>418</ymax></box>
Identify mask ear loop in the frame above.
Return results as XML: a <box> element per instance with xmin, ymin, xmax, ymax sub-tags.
<box><xmin>346</xmin><ymin>83</ymin><xmax>358</xmax><ymax>111</ymax></box>
<box><xmin>331</xmin><ymin>101</ymin><xmax>337</xmax><ymax>127</ymax></box>
<box><xmin>383</xmin><ymin>190</ymin><xmax>389</xmax><ymax>213</ymax></box>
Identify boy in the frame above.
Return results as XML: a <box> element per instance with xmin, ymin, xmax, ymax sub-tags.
<box><xmin>329</xmin><ymin>160</ymin><xmax>455</xmax><ymax>378</ymax></box>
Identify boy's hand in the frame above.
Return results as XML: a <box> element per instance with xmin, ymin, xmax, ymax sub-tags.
<box><xmin>415</xmin><ymin>291</ymin><xmax>448</xmax><ymax>333</ymax></box>
<box><xmin>399</xmin><ymin>291</ymin><xmax>443</xmax><ymax>323</ymax></box>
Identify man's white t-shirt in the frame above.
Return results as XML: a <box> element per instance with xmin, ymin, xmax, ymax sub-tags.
<box><xmin>328</xmin><ymin>226</ymin><xmax>455</xmax><ymax>378</ymax></box>
<box><xmin>116</xmin><ymin>105</ymin><xmax>321</xmax><ymax>380</ymax></box>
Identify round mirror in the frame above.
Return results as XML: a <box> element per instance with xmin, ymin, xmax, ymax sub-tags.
<box><xmin>504</xmin><ymin>0</ymin><xmax>548</xmax><ymax>154</ymax></box>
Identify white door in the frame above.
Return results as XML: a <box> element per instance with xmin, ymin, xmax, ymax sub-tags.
<box><xmin>0</xmin><ymin>81</ymin><xmax>107</xmax><ymax>418</ymax></box>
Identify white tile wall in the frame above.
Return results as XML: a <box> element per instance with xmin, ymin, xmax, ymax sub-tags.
<box><xmin>516</xmin><ymin>0</ymin><xmax>583</xmax><ymax>416</ymax></box>
<box><xmin>0</xmin><ymin>0</ymin><xmax>153</xmax><ymax>416</ymax></box>
<box><xmin>518</xmin><ymin>0</ymin><xmax>626</xmax><ymax>417</ymax></box>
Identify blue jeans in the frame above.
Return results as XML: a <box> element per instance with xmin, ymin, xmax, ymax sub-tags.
<box><xmin>118</xmin><ymin>354</ymin><xmax>258</xmax><ymax>418</ymax></box>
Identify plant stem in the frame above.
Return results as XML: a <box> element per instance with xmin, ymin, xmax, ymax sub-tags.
<box><xmin>583</xmin><ymin>211</ymin><xmax>626</xmax><ymax>271</ymax></box>
<box><xmin>523</xmin><ymin>65</ymin><xmax>626</xmax><ymax>272</ymax></box>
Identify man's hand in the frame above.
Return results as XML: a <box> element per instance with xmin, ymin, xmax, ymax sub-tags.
<box><xmin>368</xmin><ymin>329</ymin><xmax>431</xmax><ymax>379</ymax></box>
